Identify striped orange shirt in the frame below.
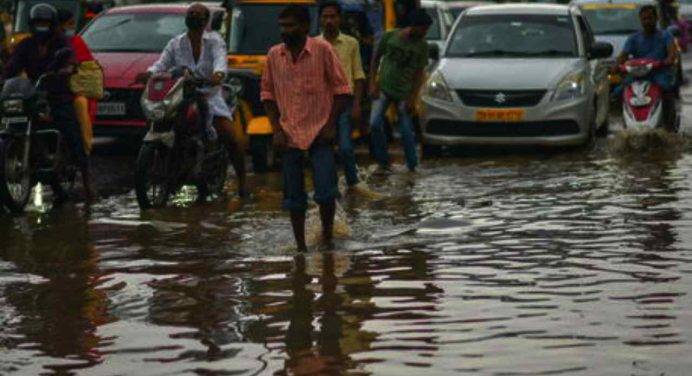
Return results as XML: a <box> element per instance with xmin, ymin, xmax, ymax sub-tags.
<box><xmin>260</xmin><ymin>37</ymin><xmax>352</xmax><ymax>150</ymax></box>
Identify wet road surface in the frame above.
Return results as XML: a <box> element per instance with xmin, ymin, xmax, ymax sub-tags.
<box><xmin>3</xmin><ymin>67</ymin><xmax>692</xmax><ymax>375</ymax></box>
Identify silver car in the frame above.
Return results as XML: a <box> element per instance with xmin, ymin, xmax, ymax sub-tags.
<box><xmin>422</xmin><ymin>0</ymin><xmax>456</xmax><ymax>51</ymax></box>
<box><xmin>421</xmin><ymin>4</ymin><xmax>613</xmax><ymax>150</ymax></box>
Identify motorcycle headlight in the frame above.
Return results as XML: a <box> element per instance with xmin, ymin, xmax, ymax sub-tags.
<box><xmin>552</xmin><ymin>72</ymin><xmax>585</xmax><ymax>101</ymax></box>
<box><xmin>3</xmin><ymin>99</ymin><xmax>23</xmax><ymax>114</ymax></box>
<box><xmin>141</xmin><ymin>98</ymin><xmax>166</xmax><ymax>121</ymax></box>
<box><xmin>424</xmin><ymin>71</ymin><xmax>453</xmax><ymax>102</ymax></box>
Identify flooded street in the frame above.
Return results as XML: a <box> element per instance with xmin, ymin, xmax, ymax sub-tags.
<box><xmin>3</xmin><ymin>78</ymin><xmax>692</xmax><ymax>376</ymax></box>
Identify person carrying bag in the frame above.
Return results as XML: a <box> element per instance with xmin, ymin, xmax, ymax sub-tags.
<box><xmin>59</xmin><ymin>8</ymin><xmax>103</xmax><ymax>155</ymax></box>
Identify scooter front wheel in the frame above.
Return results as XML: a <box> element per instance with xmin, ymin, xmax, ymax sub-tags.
<box><xmin>135</xmin><ymin>143</ymin><xmax>170</xmax><ymax>209</ymax></box>
<box><xmin>0</xmin><ymin>137</ymin><xmax>33</xmax><ymax>213</ymax></box>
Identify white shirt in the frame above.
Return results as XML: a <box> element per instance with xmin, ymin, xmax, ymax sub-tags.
<box><xmin>148</xmin><ymin>32</ymin><xmax>232</xmax><ymax>119</ymax></box>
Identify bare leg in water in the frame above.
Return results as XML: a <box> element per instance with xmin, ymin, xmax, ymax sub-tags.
<box><xmin>214</xmin><ymin>117</ymin><xmax>247</xmax><ymax>197</ymax></box>
<box><xmin>289</xmin><ymin>202</ymin><xmax>335</xmax><ymax>252</ymax></box>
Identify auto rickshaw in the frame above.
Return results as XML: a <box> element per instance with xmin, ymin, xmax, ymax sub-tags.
<box><xmin>223</xmin><ymin>0</ymin><xmax>414</xmax><ymax>172</ymax></box>
<box><xmin>8</xmin><ymin>0</ymin><xmax>113</xmax><ymax>51</ymax></box>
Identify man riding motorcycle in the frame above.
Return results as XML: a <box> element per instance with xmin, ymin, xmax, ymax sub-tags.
<box><xmin>136</xmin><ymin>3</ymin><xmax>247</xmax><ymax>197</ymax></box>
<box><xmin>616</xmin><ymin>4</ymin><xmax>678</xmax><ymax>130</ymax></box>
<box><xmin>2</xmin><ymin>3</ymin><xmax>95</xmax><ymax>202</ymax></box>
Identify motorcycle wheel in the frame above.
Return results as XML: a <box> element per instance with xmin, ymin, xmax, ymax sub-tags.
<box><xmin>197</xmin><ymin>148</ymin><xmax>229</xmax><ymax>202</ymax></box>
<box><xmin>0</xmin><ymin>138</ymin><xmax>32</xmax><ymax>213</ymax></box>
<box><xmin>135</xmin><ymin>143</ymin><xmax>170</xmax><ymax>209</ymax></box>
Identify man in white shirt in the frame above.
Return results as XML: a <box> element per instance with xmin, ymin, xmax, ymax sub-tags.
<box><xmin>137</xmin><ymin>3</ymin><xmax>246</xmax><ymax>196</ymax></box>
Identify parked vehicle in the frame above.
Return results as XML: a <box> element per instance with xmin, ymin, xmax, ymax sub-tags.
<box><xmin>80</xmin><ymin>4</ymin><xmax>226</xmax><ymax>139</ymax></box>
<box><xmin>421</xmin><ymin>4</ymin><xmax>613</xmax><ymax>151</ymax></box>
<box><xmin>135</xmin><ymin>68</ymin><xmax>241</xmax><ymax>209</ymax></box>
<box><xmin>620</xmin><ymin>58</ymin><xmax>679</xmax><ymax>131</ymax></box>
<box><xmin>0</xmin><ymin>71</ymin><xmax>77</xmax><ymax>212</ymax></box>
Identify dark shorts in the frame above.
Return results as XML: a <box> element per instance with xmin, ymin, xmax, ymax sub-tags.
<box><xmin>282</xmin><ymin>144</ymin><xmax>339</xmax><ymax>212</ymax></box>
<box><xmin>51</xmin><ymin>100</ymin><xmax>87</xmax><ymax>168</ymax></box>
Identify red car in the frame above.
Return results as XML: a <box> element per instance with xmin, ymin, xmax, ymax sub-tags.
<box><xmin>81</xmin><ymin>3</ymin><xmax>226</xmax><ymax>138</ymax></box>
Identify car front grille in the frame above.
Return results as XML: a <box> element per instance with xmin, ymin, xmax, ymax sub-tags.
<box><xmin>426</xmin><ymin>119</ymin><xmax>581</xmax><ymax>137</ymax></box>
<box><xmin>456</xmin><ymin>90</ymin><xmax>547</xmax><ymax>107</ymax></box>
<box><xmin>97</xmin><ymin>88</ymin><xmax>144</xmax><ymax>121</ymax></box>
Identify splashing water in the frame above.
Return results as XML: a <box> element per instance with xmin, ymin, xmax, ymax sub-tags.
<box><xmin>305</xmin><ymin>201</ymin><xmax>352</xmax><ymax>246</ymax></box>
<box><xmin>609</xmin><ymin>128</ymin><xmax>687</xmax><ymax>156</ymax></box>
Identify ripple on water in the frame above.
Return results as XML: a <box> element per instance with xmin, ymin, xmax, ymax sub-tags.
<box><xmin>1</xmin><ymin>144</ymin><xmax>692</xmax><ymax>374</ymax></box>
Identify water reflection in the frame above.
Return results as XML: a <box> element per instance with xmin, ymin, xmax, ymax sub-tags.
<box><xmin>1</xmin><ymin>143</ymin><xmax>692</xmax><ymax>375</ymax></box>
<box><xmin>0</xmin><ymin>208</ymin><xmax>109</xmax><ymax>373</ymax></box>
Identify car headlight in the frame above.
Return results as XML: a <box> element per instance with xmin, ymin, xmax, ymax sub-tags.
<box><xmin>3</xmin><ymin>99</ymin><xmax>23</xmax><ymax>114</ymax></box>
<box><xmin>552</xmin><ymin>72</ymin><xmax>585</xmax><ymax>101</ymax></box>
<box><xmin>425</xmin><ymin>71</ymin><xmax>453</xmax><ymax>102</ymax></box>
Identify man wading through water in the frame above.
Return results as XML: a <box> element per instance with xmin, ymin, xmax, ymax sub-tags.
<box><xmin>318</xmin><ymin>1</ymin><xmax>367</xmax><ymax>192</ymax></box>
<box><xmin>369</xmin><ymin>9</ymin><xmax>431</xmax><ymax>172</ymax></box>
<box><xmin>261</xmin><ymin>5</ymin><xmax>351</xmax><ymax>251</ymax></box>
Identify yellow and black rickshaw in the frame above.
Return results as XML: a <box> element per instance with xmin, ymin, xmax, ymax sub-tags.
<box><xmin>223</xmin><ymin>0</ymin><xmax>413</xmax><ymax>172</ymax></box>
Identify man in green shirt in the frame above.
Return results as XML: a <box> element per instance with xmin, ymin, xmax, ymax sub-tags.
<box><xmin>369</xmin><ymin>9</ymin><xmax>431</xmax><ymax>172</ymax></box>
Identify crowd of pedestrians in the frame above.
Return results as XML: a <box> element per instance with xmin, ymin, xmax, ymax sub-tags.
<box><xmin>261</xmin><ymin>3</ymin><xmax>432</xmax><ymax>249</ymax></box>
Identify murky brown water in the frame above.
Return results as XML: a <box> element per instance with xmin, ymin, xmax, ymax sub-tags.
<box><xmin>2</xmin><ymin>136</ymin><xmax>692</xmax><ymax>375</ymax></box>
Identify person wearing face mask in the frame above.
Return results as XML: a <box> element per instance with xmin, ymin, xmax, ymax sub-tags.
<box><xmin>368</xmin><ymin>9</ymin><xmax>431</xmax><ymax>173</ymax></box>
<box><xmin>137</xmin><ymin>3</ymin><xmax>247</xmax><ymax>197</ymax></box>
<box><xmin>57</xmin><ymin>8</ymin><xmax>98</xmax><ymax>157</ymax></box>
<box><xmin>3</xmin><ymin>3</ymin><xmax>96</xmax><ymax>203</ymax></box>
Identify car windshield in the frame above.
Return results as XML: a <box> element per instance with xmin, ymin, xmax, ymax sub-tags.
<box><xmin>82</xmin><ymin>13</ymin><xmax>186</xmax><ymax>53</ymax></box>
<box><xmin>580</xmin><ymin>5</ymin><xmax>641</xmax><ymax>35</ymax></box>
<box><xmin>447</xmin><ymin>14</ymin><xmax>578</xmax><ymax>58</ymax></box>
<box><xmin>14</xmin><ymin>0</ymin><xmax>81</xmax><ymax>32</ymax></box>
<box><xmin>229</xmin><ymin>4</ymin><xmax>319</xmax><ymax>55</ymax></box>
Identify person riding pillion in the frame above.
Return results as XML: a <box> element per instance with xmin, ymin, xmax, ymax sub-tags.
<box><xmin>3</xmin><ymin>3</ymin><xmax>96</xmax><ymax>202</ymax></box>
<box><xmin>137</xmin><ymin>3</ymin><xmax>247</xmax><ymax>197</ymax></box>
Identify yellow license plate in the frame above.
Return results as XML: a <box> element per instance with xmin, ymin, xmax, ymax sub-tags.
<box><xmin>475</xmin><ymin>109</ymin><xmax>525</xmax><ymax>122</ymax></box>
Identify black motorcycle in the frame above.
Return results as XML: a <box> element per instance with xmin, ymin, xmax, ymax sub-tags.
<box><xmin>0</xmin><ymin>74</ymin><xmax>77</xmax><ymax>213</ymax></box>
<box><xmin>135</xmin><ymin>68</ymin><xmax>242</xmax><ymax>209</ymax></box>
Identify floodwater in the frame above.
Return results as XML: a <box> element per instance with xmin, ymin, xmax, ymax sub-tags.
<box><xmin>2</xmin><ymin>133</ymin><xmax>692</xmax><ymax>375</ymax></box>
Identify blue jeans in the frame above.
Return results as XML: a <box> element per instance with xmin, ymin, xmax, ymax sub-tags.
<box><xmin>282</xmin><ymin>144</ymin><xmax>339</xmax><ymax>212</ymax></box>
<box><xmin>337</xmin><ymin>102</ymin><xmax>359</xmax><ymax>186</ymax></box>
<box><xmin>369</xmin><ymin>94</ymin><xmax>418</xmax><ymax>170</ymax></box>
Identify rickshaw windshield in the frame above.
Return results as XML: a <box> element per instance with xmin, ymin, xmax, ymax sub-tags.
<box><xmin>228</xmin><ymin>4</ymin><xmax>319</xmax><ymax>55</ymax></box>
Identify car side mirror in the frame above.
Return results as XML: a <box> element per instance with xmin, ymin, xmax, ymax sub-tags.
<box><xmin>428</xmin><ymin>43</ymin><xmax>440</xmax><ymax>61</ymax></box>
<box><xmin>589</xmin><ymin>41</ymin><xmax>613</xmax><ymax>60</ymax></box>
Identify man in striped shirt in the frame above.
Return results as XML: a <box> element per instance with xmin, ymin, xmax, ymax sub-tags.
<box><xmin>261</xmin><ymin>5</ymin><xmax>352</xmax><ymax>251</ymax></box>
